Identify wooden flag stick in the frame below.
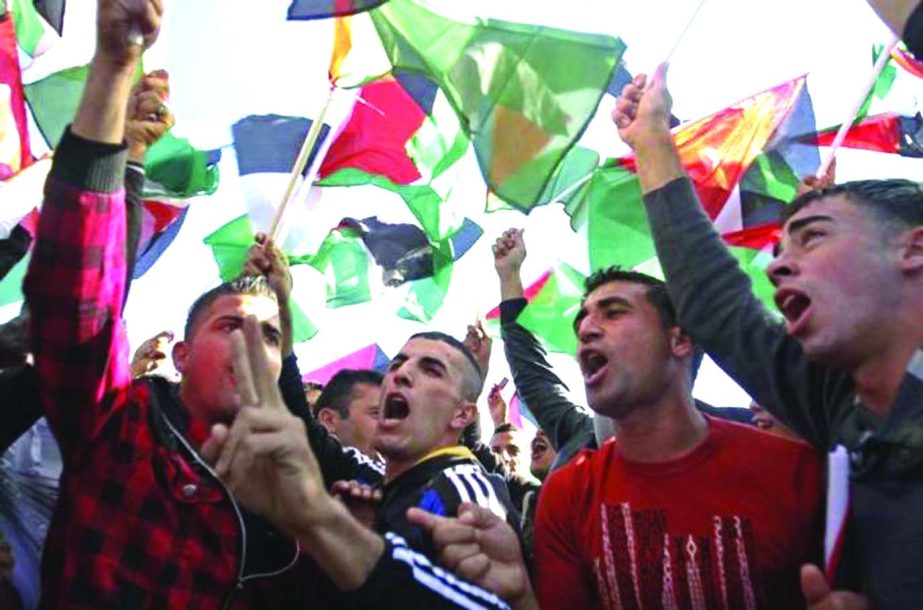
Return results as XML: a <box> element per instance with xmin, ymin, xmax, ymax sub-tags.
<box><xmin>269</xmin><ymin>85</ymin><xmax>338</xmax><ymax>242</ymax></box>
<box><xmin>815</xmin><ymin>35</ymin><xmax>899</xmax><ymax>178</ymax></box>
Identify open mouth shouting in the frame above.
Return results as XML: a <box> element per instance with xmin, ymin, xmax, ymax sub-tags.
<box><xmin>774</xmin><ymin>288</ymin><xmax>813</xmax><ymax>336</ymax></box>
<box><xmin>578</xmin><ymin>348</ymin><xmax>609</xmax><ymax>387</ymax></box>
<box><xmin>380</xmin><ymin>392</ymin><xmax>411</xmax><ymax>426</ymax></box>
<box><xmin>531</xmin><ymin>435</ymin><xmax>550</xmax><ymax>461</ymax></box>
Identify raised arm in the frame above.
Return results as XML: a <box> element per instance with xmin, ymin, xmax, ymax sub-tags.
<box><xmin>24</xmin><ymin>0</ymin><xmax>163</xmax><ymax>459</ymax></box>
<box><xmin>612</xmin><ymin>66</ymin><xmax>852</xmax><ymax>449</ymax></box>
<box><xmin>493</xmin><ymin>229</ymin><xmax>593</xmax><ymax>452</ymax></box>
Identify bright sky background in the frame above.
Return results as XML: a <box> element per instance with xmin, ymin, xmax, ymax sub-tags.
<box><xmin>7</xmin><ymin>0</ymin><xmax>921</xmax><ymax>429</ymax></box>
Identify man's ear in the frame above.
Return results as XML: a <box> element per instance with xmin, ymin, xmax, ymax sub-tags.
<box><xmin>317</xmin><ymin>409</ymin><xmax>341</xmax><ymax>435</ymax></box>
<box><xmin>172</xmin><ymin>341</ymin><xmax>189</xmax><ymax>375</ymax></box>
<box><xmin>669</xmin><ymin>327</ymin><xmax>694</xmax><ymax>360</ymax></box>
<box><xmin>898</xmin><ymin>226</ymin><xmax>923</xmax><ymax>274</ymax></box>
<box><xmin>451</xmin><ymin>401</ymin><xmax>478</xmax><ymax>432</ymax></box>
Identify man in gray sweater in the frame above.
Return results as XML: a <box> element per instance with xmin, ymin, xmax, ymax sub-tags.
<box><xmin>613</xmin><ymin>64</ymin><xmax>922</xmax><ymax>609</ymax></box>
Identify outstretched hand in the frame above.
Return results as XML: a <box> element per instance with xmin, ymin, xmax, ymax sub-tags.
<box><xmin>96</xmin><ymin>0</ymin><xmax>163</xmax><ymax>68</ymax></box>
<box><xmin>492</xmin><ymin>228</ymin><xmax>526</xmax><ymax>279</ymax></box>
<box><xmin>130</xmin><ymin>329</ymin><xmax>173</xmax><ymax>378</ymax></box>
<box><xmin>463</xmin><ymin>320</ymin><xmax>492</xmax><ymax>380</ymax></box>
<box><xmin>127</xmin><ymin>70</ymin><xmax>173</xmax><ymax>163</ymax></box>
<box><xmin>242</xmin><ymin>233</ymin><xmax>293</xmax><ymax>304</ymax></box>
<box><xmin>612</xmin><ymin>63</ymin><xmax>673</xmax><ymax>150</ymax></box>
<box><xmin>407</xmin><ymin>503</ymin><xmax>536</xmax><ymax>609</ymax></box>
<box><xmin>487</xmin><ymin>381</ymin><xmax>508</xmax><ymax>427</ymax></box>
<box><xmin>797</xmin><ymin>159</ymin><xmax>837</xmax><ymax>198</ymax></box>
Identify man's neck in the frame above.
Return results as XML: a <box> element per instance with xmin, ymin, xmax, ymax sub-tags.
<box><xmin>852</xmin><ymin>336</ymin><xmax>920</xmax><ymax>415</ymax></box>
<box><xmin>611</xmin><ymin>392</ymin><xmax>708</xmax><ymax>463</ymax></box>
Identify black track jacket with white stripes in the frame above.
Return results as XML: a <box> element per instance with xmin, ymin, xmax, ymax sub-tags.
<box><xmin>374</xmin><ymin>446</ymin><xmax>522</xmax><ymax>561</ymax></box>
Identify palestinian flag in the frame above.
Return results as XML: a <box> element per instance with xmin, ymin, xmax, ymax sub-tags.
<box><xmin>317</xmin><ymin>72</ymin><xmax>469</xmax><ymax>243</ymax></box>
<box><xmin>288</xmin><ymin>0</ymin><xmax>390</xmax><ymax>20</ymax></box>
<box><xmin>227</xmin><ymin>73</ymin><xmax>479</xmax><ymax>326</ymax></box>
<box><xmin>318</xmin><ymin>0</ymin><xmax>624</xmax><ymax>209</ymax></box>
<box><xmin>799</xmin><ymin>112</ymin><xmax>923</xmax><ymax>159</ymax></box>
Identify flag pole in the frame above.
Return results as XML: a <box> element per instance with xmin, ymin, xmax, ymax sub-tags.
<box><xmin>815</xmin><ymin>35</ymin><xmax>899</xmax><ymax>178</ymax></box>
<box><xmin>269</xmin><ymin>85</ymin><xmax>338</xmax><ymax>242</ymax></box>
<box><xmin>663</xmin><ymin>0</ymin><xmax>708</xmax><ymax>65</ymax></box>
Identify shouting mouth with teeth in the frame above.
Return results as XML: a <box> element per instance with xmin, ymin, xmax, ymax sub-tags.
<box><xmin>774</xmin><ymin>287</ymin><xmax>813</xmax><ymax>336</ymax></box>
<box><xmin>579</xmin><ymin>348</ymin><xmax>609</xmax><ymax>387</ymax></box>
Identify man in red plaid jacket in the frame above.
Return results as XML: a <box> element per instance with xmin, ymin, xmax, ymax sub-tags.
<box><xmin>23</xmin><ymin>2</ymin><xmax>323</xmax><ymax>607</ymax></box>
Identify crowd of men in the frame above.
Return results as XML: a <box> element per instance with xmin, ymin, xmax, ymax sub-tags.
<box><xmin>0</xmin><ymin>0</ymin><xmax>920</xmax><ymax>608</ymax></box>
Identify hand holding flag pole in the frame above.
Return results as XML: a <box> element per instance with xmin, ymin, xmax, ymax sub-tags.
<box><xmin>814</xmin><ymin>34</ymin><xmax>899</xmax><ymax>178</ymax></box>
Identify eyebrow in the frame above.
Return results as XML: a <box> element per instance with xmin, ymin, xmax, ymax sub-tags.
<box><xmin>419</xmin><ymin>355</ymin><xmax>448</xmax><ymax>375</ymax></box>
<box><xmin>572</xmin><ymin>295</ymin><xmax>634</xmax><ymax>332</ymax></box>
<box><xmin>214</xmin><ymin>314</ymin><xmax>244</xmax><ymax>327</ymax></box>
<box><xmin>774</xmin><ymin>214</ymin><xmax>834</xmax><ymax>256</ymax></box>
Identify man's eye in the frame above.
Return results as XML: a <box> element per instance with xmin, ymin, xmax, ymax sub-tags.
<box><xmin>802</xmin><ymin>229</ymin><xmax>824</xmax><ymax>245</ymax></box>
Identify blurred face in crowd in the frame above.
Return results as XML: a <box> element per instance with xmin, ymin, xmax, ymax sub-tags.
<box><xmin>332</xmin><ymin>382</ymin><xmax>381</xmax><ymax>457</ymax></box>
<box><xmin>490</xmin><ymin>428</ymin><xmax>524</xmax><ymax>474</ymax></box>
<box><xmin>749</xmin><ymin>401</ymin><xmax>801</xmax><ymax>442</ymax></box>
<box><xmin>529</xmin><ymin>430</ymin><xmax>556</xmax><ymax>481</ymax></box>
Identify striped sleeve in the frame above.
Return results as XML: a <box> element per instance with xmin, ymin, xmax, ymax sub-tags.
<box><xmin>436</xmin><ymin>463</ymin><xmax>512</xmax><ymax>522</ymax></box>
<box><xmin>344</xmin><ymin>533</ymin><xmax>511</xmax><ymax>610</ymax></box>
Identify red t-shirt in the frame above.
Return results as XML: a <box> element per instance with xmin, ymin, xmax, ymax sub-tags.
<box><xmin>535</xmin><ymin>416</ymin><xmax>824</xmax><ymax>610</ymax></box>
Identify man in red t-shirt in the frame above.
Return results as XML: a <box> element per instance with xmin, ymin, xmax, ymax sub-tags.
<box><xmin>534</xmin><ymin>268</ymin><xmax>824</xmax><ymax>610</ymax></box>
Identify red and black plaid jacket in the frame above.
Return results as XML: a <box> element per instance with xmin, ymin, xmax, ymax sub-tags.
<box><xmin>24</xmin><ymin>131</ymin><xmax>317</xmax><ymax>609</ymax></box>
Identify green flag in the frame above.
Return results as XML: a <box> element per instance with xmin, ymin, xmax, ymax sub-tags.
<box><xmin>143</xmin><ymin>132</ymin><xmax>221</xmax><ymax>199</ymax></box>
<box><xmin>306</xmin><ymin>226</ymin><xmax>373</xmax><ymax>308</ymax></box>
<box><xmin>9</xmin><ymin>0</ymin><xmax>56</xmax><ymax>57</ymax></box>
<box><xmin>203</xmin><ymin>215</ymin><xmax>318</xmax><ymax>342</ymax></box>
<box><xmin>397</xmin><ymin>240</ymin><xmax>454</xmax><ymax>323</ymax></box>
<box><xmin>368</xmin><ymin>0</ymin><xmax>623</xmax><ymax>209</ymax></box>
<box><xmin>518</xmin><ymin>262</ymin><xmax>586</xmax><ymax>355</ymax></box>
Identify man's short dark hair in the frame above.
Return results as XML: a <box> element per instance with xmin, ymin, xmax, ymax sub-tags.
<box><xmin>312</xmin><ymin>369</ymin><xmax>383</xmax><ymax>418</ymax></box>
<box><xmin>184</xmin><ymin>276</ymin><xmax>278</xmax><ymax>340</ymax></box>
<box><xmin>407</xmin><ymin>331</ymin><xmax>484</xmax><ymax>401</ymax></box>
<box><xmin>492</xmin><ymin>422</ymin><xmax>518</xmax><ymax>436</ymax></box>
<box><xmin>582</xmin><ymin>267</ymin><xmax>704</xmax><ymax>382</ymax></box>
<box><xmin>784</xmin><ymin>179</ymin><xmax>923</xmax><ymax>235</ymax></box>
